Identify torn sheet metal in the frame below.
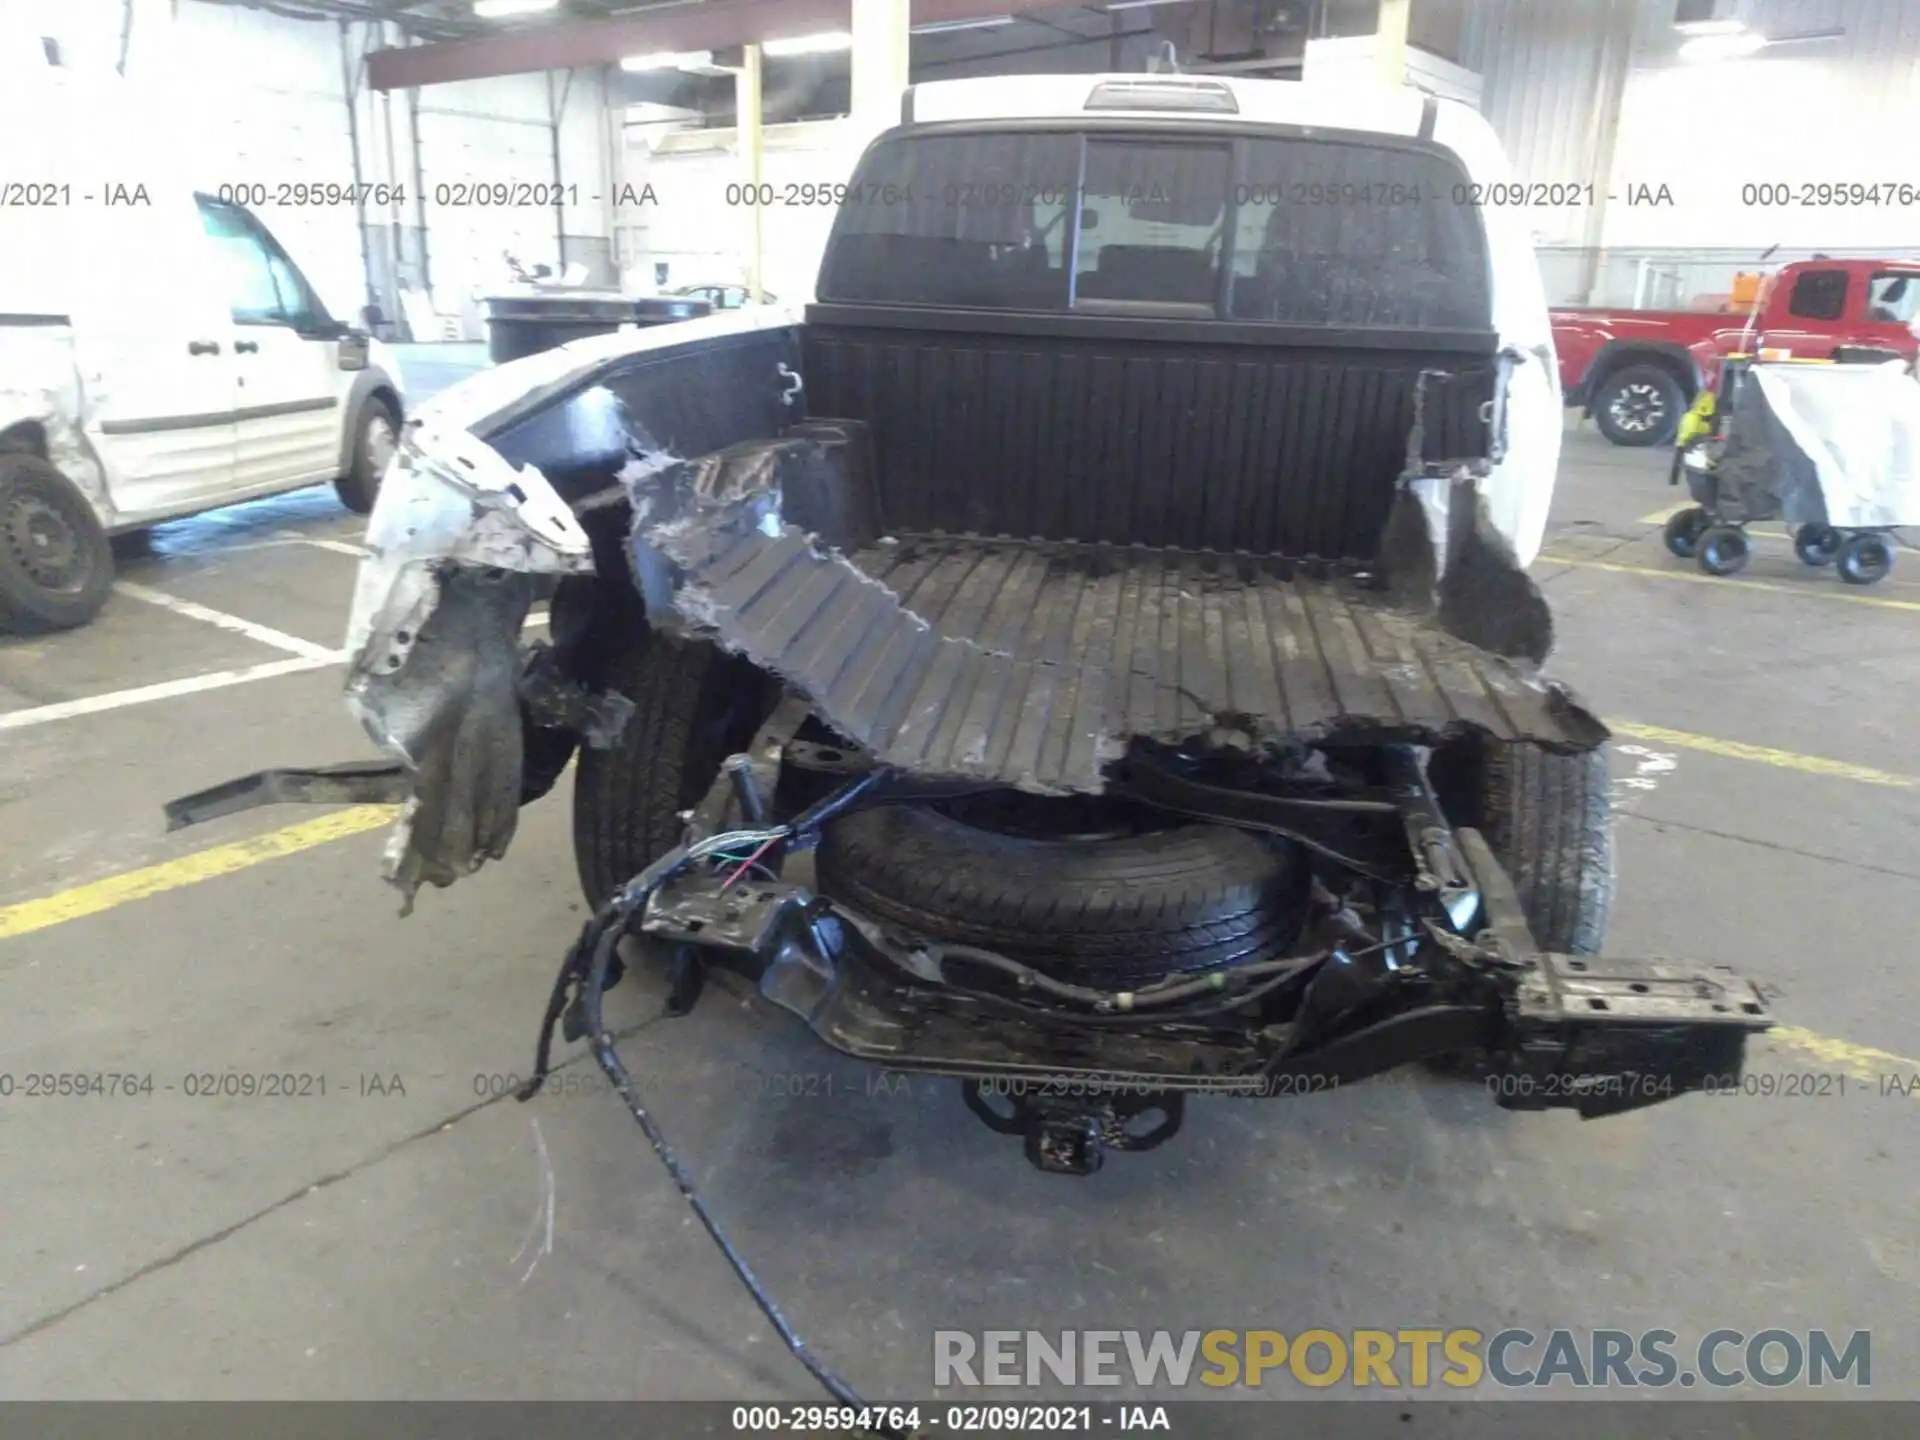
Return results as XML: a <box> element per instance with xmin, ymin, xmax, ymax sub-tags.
<box><xmin>345</xmin><ymin>420</ymin><xmax>595</xmax><ymax>908</ymax></box>
<box><xmin>1377</xmin><ymin>466</ymin><xmax>1555</xmax><ymax>666</ymax></box>
<box><xmin>351</xmin><ymin>568</ymin><xmax>536</xmax><ymax>909</ymax></box>
<box><xmin>345</xmin><ymin>418</ymin><xmax>593</xmax><ymax>665</ymax></box>
<box><xmin>629</xmin><ymin>442</ymin><xmax>1605</xmax><ymax>796</ymax></box>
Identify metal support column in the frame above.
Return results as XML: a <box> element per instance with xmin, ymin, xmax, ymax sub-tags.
<box><xmin>736</xmin><ymin>43</ymin><xmax>764</xmax><ymax>305</ymax></box>
<box><xmin>379</xmin><ymin>22</ymin><xmax>405</xmax><ymax>326</ymax></box>
<box><xmin>549</xmin><ymin>68</ymin><xmax>576</xmax><ymax>274</ymax></box>
<box><xmin>851</xmin><ymin>0</ymin><xmax>911</xmax><ymax>127</ymax></box>
<box><xmin>407</xmin><ymin>79</ymin><xmax>432</xmax><ymax>296</ymax></box>
<box><xmin>339</xmin><ymin>20</ymin><xmax>378</xmax><ymax>323</ymax></box>
<box><xmin>1375</xmin><ymin>0</ymin><xmax>1410</xmax><ymax>86</ymax></box>
<box><xmin>1576</xmin><ymin>0</ymin><xmax>1638</xmax><ymax>305</ymax></box>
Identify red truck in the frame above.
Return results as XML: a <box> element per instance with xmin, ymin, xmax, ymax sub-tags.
<box><xmin>1553</xmin><ymin>258</ymin><xmax>1920</xmax><ymax>446</ymax></box>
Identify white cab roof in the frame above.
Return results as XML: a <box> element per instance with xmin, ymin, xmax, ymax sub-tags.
<box><xmin>906</xmin><ymin>73</ymin><xmax>1433</xmax><ymax>138</ymax></box>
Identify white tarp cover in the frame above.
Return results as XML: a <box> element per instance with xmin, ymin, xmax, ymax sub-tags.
<box><xmin>1752</xmin><ymin>361</ymin><xmax>1920</xmax><ymax>529</ymax></box>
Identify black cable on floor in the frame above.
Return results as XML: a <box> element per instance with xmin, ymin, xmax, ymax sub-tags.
<box><xmin>515</xmin><ymin>817</ymin><xmax>912</xmax><ymax>1440</ymax></box>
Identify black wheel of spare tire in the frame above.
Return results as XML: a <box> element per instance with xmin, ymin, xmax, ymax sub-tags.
<box><xmin>571</xmin><ymin>631</ymin><xmax>772</xmax><ymax>909</ymax></box>
<box><xmin>815</xmin><ymin>802</ymin><xmax>1308</xmax><ymax>990</ymax></box>
<box><xmin>0</xmin><ymin>453</ymin><xmax>115</xmax><ymax>634</ymax></box>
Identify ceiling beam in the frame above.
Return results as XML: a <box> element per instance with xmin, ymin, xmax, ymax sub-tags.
<box><xmin>367</xmin><ymin>0</ymin><xmax>1072</xmax><ymax>91</ymax></box>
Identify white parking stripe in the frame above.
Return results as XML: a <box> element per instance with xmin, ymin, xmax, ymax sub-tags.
<box><xmin>2</xmin><ymin>595</ymin><xmax>546</xmax><ymax>733</ymax></box>
<box><xmin>0</xmin><ymin>655</ymin><xmax>342</xmax><ymax>732</ymax></box>
<box><xmin>280</xmin><ymin>533</ymin><xmax>367</xmax><ymax>559</ymax></box>
<box><xmin>113</xmin><ymin>582</ymin><xmax>339</xmax><ymax>661</ymax></box>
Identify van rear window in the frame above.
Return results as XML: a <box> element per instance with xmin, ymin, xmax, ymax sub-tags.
<box><xmin>818</xmin><ymin>128</ymin><xmax>1492</xmax><ymax>331</ymax></box>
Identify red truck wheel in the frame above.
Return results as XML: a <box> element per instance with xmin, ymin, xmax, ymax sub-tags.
<box><xmin>1593</xmin><ymin>364</ymin><xmax>1685</xmax><ymax>447</ymax></box>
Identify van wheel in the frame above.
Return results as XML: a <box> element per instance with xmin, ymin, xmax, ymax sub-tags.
<box><xmin>1593</xmin><ymin>364</ymin><xmax>1684</xmax><ymax>447</ymax></box>
<box><xmin>335</xmin><ymin>397</ymin><xmax>398</xmax><ymax>515</ymax></box>
<box><xmin>0</xmin><ymin>454</ymin><xmax>115</xmax><ymax>634</ymax></box>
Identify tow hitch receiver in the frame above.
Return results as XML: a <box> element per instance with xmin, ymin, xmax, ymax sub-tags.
<box><xmin>962</xmin><ymin>1083</ymin><xmax>1185</xmax><ymax>1177</ymax></box>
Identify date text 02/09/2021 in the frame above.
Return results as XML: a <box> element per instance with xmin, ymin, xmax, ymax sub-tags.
<box><xmin>727</xmin><ymin>1405</ymin><xmax>1168</xmax><ymax>1433</ymax></box>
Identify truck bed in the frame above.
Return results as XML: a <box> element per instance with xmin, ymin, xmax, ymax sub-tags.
<box><xmin>667</xmin><ymin>526</ymin><xmax>1605</xmax><ymax>793</ymax></box>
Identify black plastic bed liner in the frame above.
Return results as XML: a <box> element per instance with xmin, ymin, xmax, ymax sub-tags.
<box><xmin>660</xmin><ymin>526</ymin><xmax>1607</xmax><ymax>793</ymax></box>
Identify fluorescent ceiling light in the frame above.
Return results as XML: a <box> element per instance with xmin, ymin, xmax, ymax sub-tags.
<box><xmin>473</xmin><ymin>0</ymin><xmax>557</xmax><ymax>18</ymax></box>
<box><xmin>1675</xmin><ymin>18</ymin><xmax>1746</xmax><ymax>34</ymax></box>
<box><xmin>1106</xmin><ymin>1</ymin><xmax>1192</xmax><ymax>10</ymax></box>
<box><xmin>1679</xmin><ymin>30</ymin><xmax>1768</xmax><ymax>60</ymax></box>
<box><xmin>763</xmin><ymin>31</ymin><xmax>854</xmax><ymax>56</ymax></box>
<box><xmin>910</xmin><ymin>16</ymin><xmax>1015</xmax><ymax>34</ymax></box>
<box><xmin>621</xmin><ymin>49</ymin><xmax>714</xmax><ymax>71</ymax></box>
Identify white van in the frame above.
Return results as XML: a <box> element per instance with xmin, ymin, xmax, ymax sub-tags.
<box><xmin>0</xmin><ymin>61</ymin><xmax>404</xmax><ymax>632</ymax></box>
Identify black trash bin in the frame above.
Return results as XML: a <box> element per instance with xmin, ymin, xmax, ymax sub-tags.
<box><xmin>483</xmin><ymin>292</ymin><xmax>712</xmax><ymax>364</ymax></box>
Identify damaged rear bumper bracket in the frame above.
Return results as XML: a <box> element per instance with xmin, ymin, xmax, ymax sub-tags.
<box><xmin>164</xmin><ymin>761</ymin><xmax>411</xmax><ymax>830</ymax></box>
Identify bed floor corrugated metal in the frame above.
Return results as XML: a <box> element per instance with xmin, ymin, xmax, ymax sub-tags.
<box><xmin>673</xmin><ymin>527</ymin><xmax>1605</xmax><ymax>794</ymax></box>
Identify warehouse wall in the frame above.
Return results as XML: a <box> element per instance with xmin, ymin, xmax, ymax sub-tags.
<box><xmin>410</xmin><ymin>66</ymin><xmax>617</xmax><ymax>322</ymax></box>
<box><xmin>1461</xmin><ymin>0</ymin><xmax>1920</xmax><ymax>303</ymax></box>
<box><xmin>1460</xmin><ymin>0</ymin><xmax>1639</xmax><ymax>249</ymax></box>
<box><xmin>1603</xmin><ymin>0</ymin><xmax>1920</xmax><ymax>250</ymax></box>
<box><xmin>8</xmin><ymin>0</ymin><xmax>614</xmax><ymax>336</ymax></box>
<box><xmin>619</xmin><ymin>119</ymin><xmax>869</xmax><ymax>304</ymax></box>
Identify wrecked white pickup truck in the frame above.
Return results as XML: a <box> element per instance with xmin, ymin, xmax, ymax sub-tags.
<box><xmin>171</xmin><ymin>75</ymin><xmax>1769</xmax><ymax>1181</ymax></box>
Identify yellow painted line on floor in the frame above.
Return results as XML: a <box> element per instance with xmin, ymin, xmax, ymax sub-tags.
<box><xmin>1634</xmin><ymin>507</ymin><xmax>1792</xmax><ymax>543</ymax></box>
<box><xmin>0</xmin><ymin>806</ymin><xmax>396</xmax><ymax>942</ymax></box>
<box><xmin>1766</xmin><ymin>1026</ymin><xmax>1920</xmax><ymax>1096</ymax></box>
<box><xmin>1612</xmin><ymin>722</ymin><xmax>1920</xmax><ymax>790</ymax></box>
<box><xmin>1538</xmin><ymin>553</ymin><xmax>1920</xmax><ymax>612</ymax></box>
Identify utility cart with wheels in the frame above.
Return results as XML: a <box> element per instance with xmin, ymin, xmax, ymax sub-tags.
<box><xmin>1662</xmin><ymin>354</ymin><xmax>1917</xmax><ymax>585</ymax></box>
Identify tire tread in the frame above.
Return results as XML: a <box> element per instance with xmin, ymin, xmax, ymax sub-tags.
<box><xmin>571</xmin><ymin>632</ymin><xmax>762</xmax><ymax>907</ymax></box>
<box><xmin>816</xmin><ymin>805</ymin><xmax>1306</xmax><ymax>987</ymax></box>
<box><xmin>1482</xmin><ymin>744</ymin><xmax>1614</xmax><ymax>956</ymax></box>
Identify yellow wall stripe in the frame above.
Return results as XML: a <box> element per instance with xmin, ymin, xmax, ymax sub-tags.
<box><xmin>0</xmin><ymin>806</ymin><xmax>396</xmax><ymax>942</ymax></box>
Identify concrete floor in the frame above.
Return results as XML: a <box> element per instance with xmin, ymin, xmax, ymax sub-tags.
<box><xmin>2</xmin><ymin>414</ymin><xmax>1918</xmax><ymax>1408</ymax></box>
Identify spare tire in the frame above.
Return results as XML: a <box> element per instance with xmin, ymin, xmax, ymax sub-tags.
<box><xmin>814</xmin><ymin>802</ymin><xmax>1309</xmax><ymax>989</ymax></box>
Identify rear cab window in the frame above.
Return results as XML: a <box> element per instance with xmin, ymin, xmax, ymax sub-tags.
<box><xmin>817</xmin><ymin>123</ymin><xmax>1493</xmax><ymax>333</ymax></box>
